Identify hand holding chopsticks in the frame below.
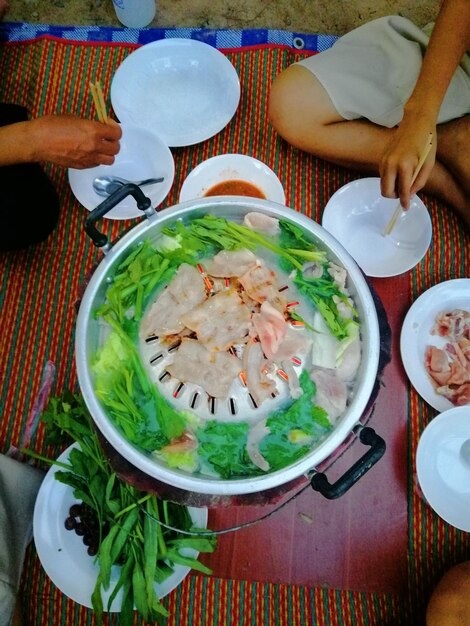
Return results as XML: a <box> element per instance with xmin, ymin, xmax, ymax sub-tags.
<box><xmin>89</xmin><ymin>81</ymin><xmax>109</xmax><ymax>124</ymax></box>
<box><xmin>382</xmin><ymin>132</ymin><xmax>434</xmax><ymax>236</ymax></box>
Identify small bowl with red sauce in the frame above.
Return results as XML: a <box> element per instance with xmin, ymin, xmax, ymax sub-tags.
<box><xmin>179</xmin><ymin>154</ymin><xmax>285</xmax><ymax>205</ymax></box>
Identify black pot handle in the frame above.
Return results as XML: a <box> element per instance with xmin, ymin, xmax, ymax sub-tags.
<box><xmin>84</xmin><ymin>183</ymin><xmax>153</xmax><ymax>248</ymax></box>
<box><xmin>310</xmin><ymin>426</ymin><xmax>386</xmax><ymax>499</ymax></box>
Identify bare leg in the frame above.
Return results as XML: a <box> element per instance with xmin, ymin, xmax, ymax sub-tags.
<box><xmin>436</xmin><ymin>115</ymin><xmax>470</xmax><ymax>193</ymax></box>
<box><xmin>268</xmin><ymin>65</ymin><xmax>470</xmax><ymax>229</ymax></box>
<box><xmin>426</xmin><ymin>561</ymin><xmax>470</xmax><ymax>626</ymax></box>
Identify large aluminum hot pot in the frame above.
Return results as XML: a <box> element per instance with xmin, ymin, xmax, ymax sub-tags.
<box><xmin>76</xmin><ymin>186</ymin><xmax>385</xmax><ymax>502</ymax></box>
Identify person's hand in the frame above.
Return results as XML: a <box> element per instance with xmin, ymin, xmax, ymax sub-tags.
<box><xmin>379</xmin><ymin>118</ymin><xmax>436</xmax><ymax>210</ymax></box>
<box><xmin>27</xmin><ymin>114</ymin><xmax>122</xmax><ymax>169</ymax></box>
<box><xmin>0</xmin><ymin>0</ymin><xmax>9</xmax><ymax>21</ymax></box>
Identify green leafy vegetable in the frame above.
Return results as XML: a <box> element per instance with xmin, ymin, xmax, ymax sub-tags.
<box><xmin>163</xmin><ymin>214</ymin><xmax>327</xmax><ymax>272</ymax></box>
<box><xmin>293</xmin><ymin>272</ymin><xmax>356</xmax><ymax>340</ymax></box>
<box><xmin>28</xmin><ymin>392</ymin><xmax>217</xmax><ymax>626</ymax></box>
<box><xmin>260</xmin><ymin>371</ymin><xmax>331</xmax><ymax>470</ymax></box>
<box><xmin>197</xmin><ymin>421</ymin><xmax>259</xmax><ymax>478</ymax></box>
<box><xmin>193</xmin><ymin>372</ymin><xmax>331</xmax><ymax>479</ymax></box>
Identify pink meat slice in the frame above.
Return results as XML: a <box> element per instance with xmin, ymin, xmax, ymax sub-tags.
<box><xmin>447</xmin><ymin>358</ymin><xmax>470</xmax><ymax>387</ymax></box>
<box><xmin>243</xmin><ymin>212</ymin><xmax>280</xmax><ymax>236</ymax></box>
<box><xmin>271</xmin><ymin>328</ymin><xmax>310</xmax><ymax>362</ymax></box>
<box><xmin>166</xmin><ymin>338</ymin><xmax>242</xmax><ymax>398</ymax></box>
<box><xmin>246</xmin><ymin>419</ymin><xmax>271</xmax><ymax>471</ymax></box>
<box><xmin>454</xmin><ymin>383</ymin><xmax>470</xmax><ymax>405</ymax></box>
<box><xmin>242</xmin><ymin>340</ymin><xmax>276</xmax><ymax>407</ymax></box>
<box><xmin>252</xmin><ymin>301</ymin><xmax>287</xmax><ymax>360</ymax></box>
<box><xmin>458</xmin><ymin>337</ymin><xmax>470</xmax><ymax>362</ymax></box>
<box><xmin>309</xmin><ymin>367</ymin><xmax>347</xmax><ymax>423</ymax></box>
<box><xmin>180</xmin><ymin>288</ymin><xmax>252</xmax><ymax>351</ymax></box>
<box><xmin>425</xmin><ymin>345</ymin><xmax>452</xmax><ymax>387</ymax></box>
<box><xmin>238</xmin><ymin>263</ymin><xmax>287</xmax><ymax>313</ymax></box>
<box><xmin>431</xmin><ymin>309</ymin><xmax>470</xmax><ymax>340</ymax></box>
<box><xmin>425</xmin><ymin>310</ymin><xmax>470</xmax><ymax>406</ymax></box>
<box><xmin>140</xmin><ymin>263</ymin><xmax>207</xmax><ymax>337</ymax></box>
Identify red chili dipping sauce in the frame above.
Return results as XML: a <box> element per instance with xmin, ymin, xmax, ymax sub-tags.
<box><xmin>204</xmin><ymin>179</ymin><xmax>266</xmax><ymax>199</ymax></box>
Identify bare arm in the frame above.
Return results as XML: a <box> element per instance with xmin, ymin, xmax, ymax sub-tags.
<box><xmin>0</xmin><ymin>115</ymin><xmax>122</xmax><ymax>168</ymax></box>
<box><xmin>380</xmin><ymin>0</ymin><xmax>470</xmax><ymax>208</ymax></box>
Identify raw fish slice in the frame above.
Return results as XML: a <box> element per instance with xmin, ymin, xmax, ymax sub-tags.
<box><xmin>203</xmin><ymin>248</ymin><xmax>258</xmax><ymax>277</ymax></box>
<box><xmin>166</xmin><ymin>338</ymin><xmax>242</xmax><ymax>398</ymax></box>
<box><xmin>140</xmin><ymin>264</ymin><xmax>207</xmax><ymax>337</ymax></box>
<box><xmin>181</xmin><ymin>289</ymin><xmax>252</xmax><ymax>351</ymax></box>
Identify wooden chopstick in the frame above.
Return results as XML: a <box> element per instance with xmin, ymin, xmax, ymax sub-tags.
<box><xmin>382</xmin><ymin>132</ymin><xmax>434</xmax><ymax>236</ymax></box>
<box><xmin>89</xmin><ymin>80</ymin><xmax>108</xmax><ymax>124</ymax></box>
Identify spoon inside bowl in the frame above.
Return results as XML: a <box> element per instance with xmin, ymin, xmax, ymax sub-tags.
<box><xmin>93</xmin><ymin>175</ymin><xmax>164</xmax><ymax>197</ymax></box>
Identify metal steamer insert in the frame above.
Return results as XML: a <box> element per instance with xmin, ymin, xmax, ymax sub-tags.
<box><xmin>139</xmin><ymin>260</ymin><xmax>312</xmax><ymax>424</ymax></box>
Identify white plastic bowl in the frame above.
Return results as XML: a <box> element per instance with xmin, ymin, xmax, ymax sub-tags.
<box><xmin>179</xmin><ymin>154</ymin><xmax>286</xmax><ymax>205</ymax></box>
<box><xmin>322</xmin><ymin>177</ymin><xmax>432</xmax><ymax>277</ymax></box>
<box><xmin>68</xmin><ymin>123</ymin><xmax>175</xmax><ymax>220</ymax></box>
<box><xmin>416</xmin><ymin>406</ymin><xmax>470</xmax><ymax>532</ymax></box>
<box><xmin>110</xmin><ymin>39</ymin><xmax>240</xmax><ymax>148</ymax></box>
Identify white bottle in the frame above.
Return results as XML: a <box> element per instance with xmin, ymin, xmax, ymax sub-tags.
<box><xmin>112</xmin><ymin>0</ymin><xmax>156</xmax><ymax>28</ymax></box>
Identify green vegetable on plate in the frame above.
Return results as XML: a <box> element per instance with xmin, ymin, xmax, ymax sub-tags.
<box><xmin>26</xmin><ymin>391</ymin><xmax>216</xmax><ymax>625</ymax></box>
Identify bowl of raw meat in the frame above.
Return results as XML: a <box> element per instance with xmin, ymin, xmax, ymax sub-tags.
<box><xmin>400</xmin><ymin>279</ymin><xmax>470</xmax><ymax>412</ymax></box>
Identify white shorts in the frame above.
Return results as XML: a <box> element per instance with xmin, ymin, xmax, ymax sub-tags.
<box><xmin>0</xmin><ymin>455</ymin><xmax>43</xmax><ymax>626</ymax></box>
<box><xmin>297</xmin><ymin>16</ymin><xmax>470</xmax><ymax>128</ymax></box>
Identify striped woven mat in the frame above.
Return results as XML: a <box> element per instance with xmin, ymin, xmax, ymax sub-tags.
<box><xmin>0</xmin><ymin>34</ymin><xmax>469</xmax><ymax>626</ymax></box>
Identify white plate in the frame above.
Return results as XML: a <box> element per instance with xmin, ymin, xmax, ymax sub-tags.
<box><xmin>33</xmin><ymin>444</ymin><xmax>208</xmax><ymax>610</ymax></box>
<box><xmin>110</xmin><ymin>39</ymin><xmax>241</xmax><ymax>148</ymax></box>
<box><xmin>179</xmin><ymin>154</ymin><xmax>285</xmax><ymax>204</ymax></box>
<box><xmin>416</xmin><ymin>405</ymin><xmax>470</xmax><ymax>531</ymax></box>
<box><xmin>322</xmin><ymin>177</ymin><xmax>432</xmax><ymax>277</ymax></box>
<box><xmin>68</xmin><ymin>123</ymin><xmax>175</xmax><ymax>220</ymax></box>
<box><xmin>400</xmin><ymin>279</ymin><xmax>470</xmax><ymax>412</ymax></box>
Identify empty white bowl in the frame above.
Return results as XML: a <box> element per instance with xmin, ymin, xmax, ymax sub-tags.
<box><xmin>68</xmin><ymin>123</ymin><xmax>175</xmax><ymax>220</ymax></box>
<box><xmin>416</xmin><ymin>406</ymin><xmax>470</xmax><ymax>532</ymax></box>
<box><xmin>179</xmin><ymin>154</ymin><xmax>285</xmax><ymax>205</ymax></box>
<box><xmin>322</xmin><ymin>177</ymin><xmax>432</xmax><ymax>277</ymax></box>
<box><xmin>110</xmin><ymin>39</ymin><xmax>240</xmax><ymax>148</ymax></box>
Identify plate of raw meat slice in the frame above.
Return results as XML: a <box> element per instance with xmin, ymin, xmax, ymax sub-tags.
<box><xmin>400</xmin><ymin>279</ymin><xmax>470</xmax><ymax>412</ymax></box>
